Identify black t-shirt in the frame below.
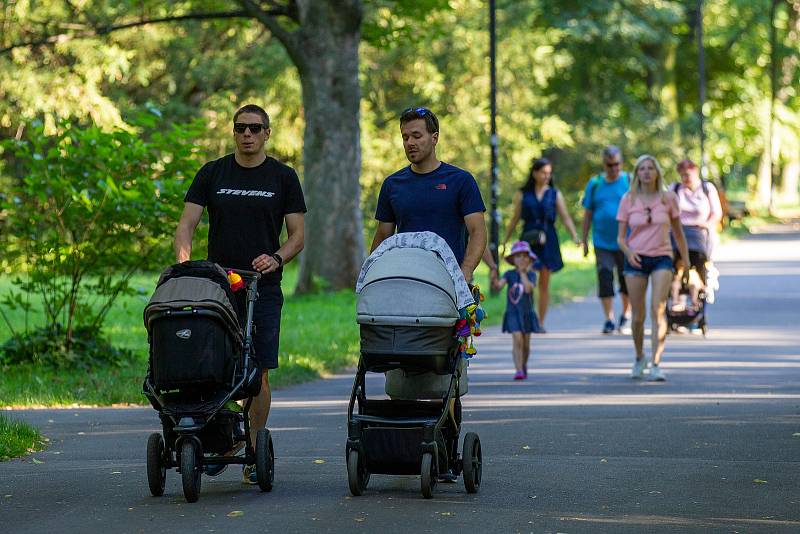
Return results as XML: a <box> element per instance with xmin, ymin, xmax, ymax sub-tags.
<box><xmin>184</xmin><ymin>154</ymin><xmax>307</xmax><ymax>285</ymax></box>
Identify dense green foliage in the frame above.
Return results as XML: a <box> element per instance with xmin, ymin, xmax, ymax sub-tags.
<box><xmin>2</xmin><ymin>1</ymin><xmax>798</xmax><ymax>229</ymax></box>
<box><xmin>0</xmin><ymin>117</ymin><xmax>205</xmax><ymax>365</ymax></box>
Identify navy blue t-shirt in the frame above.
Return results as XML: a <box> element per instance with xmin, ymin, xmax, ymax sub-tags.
<box><xmin>375</xmin><ymin>162</ymin><xmax>486</xmax><ymax>263</ymax></box>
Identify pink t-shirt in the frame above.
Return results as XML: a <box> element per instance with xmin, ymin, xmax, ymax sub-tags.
<box><xmin>616</xmin><ymin>192</ymin><xmax>680</xmax><ymax>257</ymax></box>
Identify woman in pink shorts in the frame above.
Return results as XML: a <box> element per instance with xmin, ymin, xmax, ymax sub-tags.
<box><xmin>616</xmin><ymin>155</ymin><xmax>689</xmax><ymax>382</ymax></box>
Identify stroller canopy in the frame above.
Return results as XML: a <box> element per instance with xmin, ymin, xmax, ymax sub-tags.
<box><xmin>357</xmin><ymin>246</ymin><xmax>461</xmax><ymax>327</ymax></box>
<box><xmin>144</xmin><ymin>261</ymin><xmax>241</xmax><ymax>343</ymax></box>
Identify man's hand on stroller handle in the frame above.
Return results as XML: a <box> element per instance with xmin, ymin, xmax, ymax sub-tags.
<box><xmin>252</xmin><ymin>253</ymin><xmax>281</xmax><ymax>274</ymax></box>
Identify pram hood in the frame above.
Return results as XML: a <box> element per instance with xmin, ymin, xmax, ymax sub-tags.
<box><xmin>144</xmin><ymin>261</ymin><xmax>241</xmax><ymax>342</ymax></box>
<box><xmin>356</xmin><ymin>232</ymin><xmax>472</xmax><ymax>327</ymax></box>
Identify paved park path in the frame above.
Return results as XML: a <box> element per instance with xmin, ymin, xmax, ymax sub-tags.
<box><xmin>2</xmin><ymin>226</ymin><xmax>799</xmax><ymax>533</ymax></box>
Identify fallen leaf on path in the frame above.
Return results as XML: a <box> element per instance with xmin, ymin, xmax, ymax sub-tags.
<box><xmin>600</xmin><ymin>459</ymin><xmax>608</xmax><ymax>463</ymax></box>
<box><xmin>227</xmin><ymin>511</ymin><xmax>245</xmax><ymax>518</ymax></box>
<box><xmin>313</xmin><ymin>459</ymin><xmax>326</xmax><ymax>464</ymax></box>
<box><xmin>31</xmin><ymin>458</ymin><xmax>43</xmax><ymax>464</ymax></box>
<box><xmin>522</xmin><ymin>445</ymin><xmax>531</xmax><ymax>450</ymax></box>
<box><xmin>753</xmin><ymin>479</ymin><xmax>768</xmax><ymax>484</ymax></box>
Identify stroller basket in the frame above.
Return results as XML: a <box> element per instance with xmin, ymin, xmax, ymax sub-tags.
<box><xmin>144</xmin><ymin>263</ymin><xmax>243</xmax><ymax>392</ymax></box>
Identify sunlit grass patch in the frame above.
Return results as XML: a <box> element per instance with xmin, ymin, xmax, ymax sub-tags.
<box><xmin>0</xmin><ymin>413</ymin><xmax>45</xmax><ymax>461</ymax></box>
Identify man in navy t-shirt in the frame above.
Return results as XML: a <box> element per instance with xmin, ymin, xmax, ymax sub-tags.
<box><xmin>371</xmin><ymin>107</ymin><xmax>487</xmax><ymax>282</ymax></box>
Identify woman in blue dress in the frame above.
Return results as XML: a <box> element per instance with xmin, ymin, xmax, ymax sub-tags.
<box><xmin>504</xmin><ymin>158</ymin><xmax>581</xmax><ymax>332</ymax></box>
<box><xmin>491</xmin><ymin>241</ymin><xmax>539</xmax><ymax>380</ymax></box>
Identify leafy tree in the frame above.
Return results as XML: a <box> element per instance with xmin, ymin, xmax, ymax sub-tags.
<box><xmin>0</xmin><ymin>114</ymin><xmax>205</xmax><ymax>366</ymax></box>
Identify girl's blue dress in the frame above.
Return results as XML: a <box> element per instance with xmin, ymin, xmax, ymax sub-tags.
<box><xmin>521</xmin><ymin>187</ymin><xmax>564</xmax><ymax>272</ymax></box>
<box><xmin>501</xmin><ymin>269</ymin><xmax>540</xmax><ymax>333</ymax></box>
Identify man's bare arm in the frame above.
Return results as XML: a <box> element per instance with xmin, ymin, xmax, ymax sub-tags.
<box><xmin>370</xmin><ymin>221</ymin><xmax>397</xmax><ymax>253</ymax></box>
<box><xmin>252</xmin><ymin>212</ymin><xmax>305</xmax><ymax>274</ymax></box>
<box><xmin>462</xmin><ymin>212</ymin><xmax>488</xmax><ymax>282</ymax></box>
<box><xmin>174</xmin><ymin>202</ymin><xmax>204</xmax><ymax>263</ymax></box>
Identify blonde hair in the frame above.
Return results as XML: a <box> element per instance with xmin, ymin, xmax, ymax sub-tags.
<box><xmin>631</xmin><ymin>154</ymin><xmax>666</xmax><ymax>205</ymax></box>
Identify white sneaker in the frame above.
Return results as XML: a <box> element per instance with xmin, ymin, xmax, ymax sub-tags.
<box><xmin>648</xmin><ymin>366</ymin><xmax>666</xmax><ymax>381</ymax></box>
<box><xmin>631</xmin><ymin>359</ymin><xmax>646</xmax><ymax>379</ymax></box>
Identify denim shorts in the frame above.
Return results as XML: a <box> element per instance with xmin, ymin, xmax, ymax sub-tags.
<box><xmin>623</xmin><ymin>254</ymin><xmax>674</xmax><ymax>277</ymax></box>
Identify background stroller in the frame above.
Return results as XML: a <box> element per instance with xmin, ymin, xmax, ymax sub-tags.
<box><xmin>143</xmin><ymin>261</ymin><xmax>274</xmax><ymax>502</ymax></box>
<box><xmin>347</xmin><ymin>236</ymin><xmax>482</xmax><ymax>499</ymax></box>
<box><xmin>667</xmin><ymin>265</ymin><xmax>708</xmax><ymax>336</ymax></box>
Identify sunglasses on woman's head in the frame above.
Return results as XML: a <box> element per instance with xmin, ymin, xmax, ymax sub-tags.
<box><xmin>233</xmin><ymin>123</ymin><xmax>265</xmax><ymax>134</ymax></box>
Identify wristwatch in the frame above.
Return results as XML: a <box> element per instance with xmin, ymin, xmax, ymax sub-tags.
<box><xmin>271</xmin><ymin>253</ymin><xmax>283</xmax><ymax>267</ymax></box>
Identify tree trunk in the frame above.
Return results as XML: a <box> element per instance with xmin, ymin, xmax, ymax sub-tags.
<box><xmin>293</xmin><ymin>3</ymin><xmax>365</xmax><ymax>292</ymax></box>
<box><xmin>781</xmin><ymin>159</ymin><xmax>800</xmax><ymax>204</ymax></box>
<box><xmin>241</xmin><ymin>0</ymin><xmax>366</xmax><ymax>291</ymax></box>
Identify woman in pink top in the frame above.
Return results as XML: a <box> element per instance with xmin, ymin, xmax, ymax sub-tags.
<box><xmin>616</xmin><ymin>155</ymin><xmax>689</xmax><ymax>382</ymax></box>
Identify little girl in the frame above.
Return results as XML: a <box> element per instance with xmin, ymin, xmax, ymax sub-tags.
<box><xmin>491</xmin><ymin>241</ymin><xmax>539</xmax><ymax>380</ymax></box>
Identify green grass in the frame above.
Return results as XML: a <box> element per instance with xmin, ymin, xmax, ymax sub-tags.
<box><xmin>0</xmin><ymin>413</ymin><xmax>45</xmax><ymax>461</ymax></box>
<box><xmin>0</xmin><ymin>246</ymin><xmax>618</xmax><ymax>407</ymax></box>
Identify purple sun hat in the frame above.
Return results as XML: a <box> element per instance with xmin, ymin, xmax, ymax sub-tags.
<box><xmin>505</xmin><ymin>240</ymin><xmax>538</xmax><ymax>265</ymax></box>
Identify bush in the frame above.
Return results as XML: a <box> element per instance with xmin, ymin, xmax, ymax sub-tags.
<box><xmin>0</xmin><ymin>325</ymin><xmax>131</xmax><ymax>369</ymax></box>
<box><xmin>0</xmin><ymin>112</ymin><xmax>206</xmax><ymax>366</ymax></box>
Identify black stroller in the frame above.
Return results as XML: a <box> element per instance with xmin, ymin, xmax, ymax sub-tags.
<box><xmin>346</xmin><ymin>246</ymin><xmax>482</xmax><ymax>499</ymax></box>
<box><xmin>142</xmin><ymin>261</ymin><xmax>274</xmax><ymax>502</ymax></box>
<box><xmin>667</xmin><ymin>268</ymin><xmax>708</xmax><ymax>336</ymax></box>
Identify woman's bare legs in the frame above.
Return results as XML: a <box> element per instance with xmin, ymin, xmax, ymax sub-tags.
<box><xmin>625</xmin><ymin>275</ymin><xmax>649</xmax><ymax>360</ymax></box>
<box><xmin>649</xmin><ymin>269</ymin><xmax>673</xmax><ymax>365</ymax></box>
<box><xmin>537</xmin><ymin>267</ymin><xmax>551</xmax><ymax>327</ymax></box>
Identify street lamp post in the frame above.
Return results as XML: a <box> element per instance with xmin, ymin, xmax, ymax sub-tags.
<box><xmin>697</xmin><ymin>0</ymin><xmax>707</xmax><ymax>180</ymax></box>
<box><xmin>489</xmin><ymin>0</ymin><xmax>500</xmax><ymax>272</ymax></box>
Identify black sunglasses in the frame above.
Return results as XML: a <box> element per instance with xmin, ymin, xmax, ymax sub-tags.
<box><xmin>233</xmin><ymin>122</ymin><xmax>266</xmax><ymax>134</ymax></box>
<box><xmin>605</xmin><ymin>161</ymin><xmax>621</xmax><ymax>168</ymax></box>
<box><xmin>644</xmin><ymin>207</ymin><xmax>652</xmax><ymax>224</ymax></box>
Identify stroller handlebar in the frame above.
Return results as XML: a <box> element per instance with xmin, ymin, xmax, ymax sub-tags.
<box><xmin>222</xmin><ymin>267</ymin><xmax>261</xmax><ymax>282</ymax></box>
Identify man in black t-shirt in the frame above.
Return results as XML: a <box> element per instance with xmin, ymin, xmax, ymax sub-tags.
<box><xmin>174</xmin><ymin>104</ymin><xmax>306</xmax><ymax>484</ymax></box>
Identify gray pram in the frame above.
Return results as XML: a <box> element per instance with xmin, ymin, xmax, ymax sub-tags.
<box><xmin>346</xmin><ymin>243</ymin><xmax>482</xmax><ymax>499</ymax></box>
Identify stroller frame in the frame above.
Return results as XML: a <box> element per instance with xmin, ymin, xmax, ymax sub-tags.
<box><xmin>667</xmin><ymin>282</ymin><xmax>708</xmax><ymax>337</ymax></box>
<box><xmin>346</xmin><ymin>341</ymin><xmax>482</xmax><ymax>499</ymax></box>
<box><xmin>143</xmin><ymin>268</ymin><xmax>274</xmax><ymax>502</ymax></box>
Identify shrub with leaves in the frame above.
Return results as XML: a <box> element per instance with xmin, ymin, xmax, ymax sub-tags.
<box><xmin>0</xmin><ymin>113</ymin><xmax>206</xmax><ymax>367</ymax></box>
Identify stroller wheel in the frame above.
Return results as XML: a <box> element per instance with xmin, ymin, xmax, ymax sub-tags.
<box><xmin>255</xmin><ymin>428</ymin><xmax>274</xmax><ymax>492</ymax></box>
<box><xmin>462</xmin><ymin>432</ymin><xmax>482</xmax><ymax>494</ymax></box>
<box><xmin>347</xmin><ymin>449</ymin><xmax>370</xmax><ymax>496</ymax></box>
<box><xmin>420</xmin><ymin>452</ymin><xmax>437</xmax><ymax>499</ymax></box>
<box><xmin>146</xmin><ymin>433</ymin><xmax>167</xmax><ymax>497</ymax></box>
<box><xmin>180</xmin><ymin>440</ymin><xmax>202</xmax><ymax>503</ymax></box>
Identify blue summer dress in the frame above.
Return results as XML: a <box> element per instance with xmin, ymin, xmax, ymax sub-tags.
<box><xmin>501</xmin><ymin>270</ymin><xmax>540</xmax><ymax>333</ymax></box>
<box><xmin>521</xmin><ymin>187</ymin><xmax>564</xmax><ymax>272</ymax></box>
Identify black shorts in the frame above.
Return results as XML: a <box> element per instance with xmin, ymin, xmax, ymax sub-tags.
<box><xmin>236</xmin><ymin>284</ymin><xmax>283</xmax><ymax>370</ymax></box>
<box><xmin>595</xmin><ymin>248</ymin><xmax>628</xmax><ymax>298</ymax></box>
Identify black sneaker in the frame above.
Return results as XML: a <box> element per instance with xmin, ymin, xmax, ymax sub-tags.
<box><xmin>602</xmin><ymin>320</ymin><xmax>615</xmax><ymax>334</ymax></box>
